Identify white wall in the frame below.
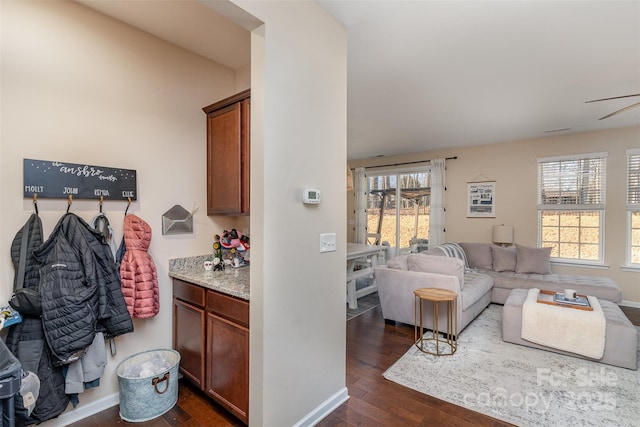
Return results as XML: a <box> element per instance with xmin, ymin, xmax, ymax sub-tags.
<box><xmin>228</xmin><ymin>1</ymin><xmax>349</xmax><ymax>425</ymax></box>
<box><xmin>1</xmin><ymin>1</ymin><xmax>246</xmax><ymax>424</ymax></box>
<box><xmin>350</xmin><ymin>126</ymin><xmax>640</xmax><ymax>304</ymax></box>
<box><xmin>236</xmin><ymin>63</ymin><xmax>251</xmax><ymax>92</ymax></box>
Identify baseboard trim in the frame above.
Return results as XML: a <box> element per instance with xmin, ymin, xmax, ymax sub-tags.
<box><xmin>621</xmin><ymin>300</ymin><xmax>640</xmax><ymax>309</ymax></box>
<box><xmin>41</xmin><ymin>393</ymin><xmax>119</xmax><ymax>426</ymax></box>
<box><xmin>292</xmin><ymin>387</ymin><xmax>349</xmax><ymax>427</ymax></box>
<box><xmin>45</xmin><ymin>387</ymin><xmax>350</xmax><ymax>427</ymax></box>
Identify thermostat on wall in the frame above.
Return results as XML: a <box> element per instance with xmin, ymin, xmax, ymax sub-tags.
<box><xmin>302</xmin><ymin>189</ymin><xmax>321</xmax><ymax>204</ymax></box>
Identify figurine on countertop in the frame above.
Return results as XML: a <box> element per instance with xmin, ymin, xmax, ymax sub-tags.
<box><xmin>213</xmin><ymin>230</ymin><xmax>250</xmax><ymax>269</ymax></box>
<box><xmin>219</xmin><ymin>229</ymin><xmax>250</xmax><ymax>251</ymax></box>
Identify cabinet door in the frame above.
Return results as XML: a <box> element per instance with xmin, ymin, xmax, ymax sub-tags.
<box><xmin>207</xmin><ymin>103</ymin><xmax>244</xmax><ymax>215</ymax></box>
<box><xmin>173</xmin><ymin>298</ymin><xmax>206</xmax><ymax>389</ymax></box>
<box><xmin>206</xmin><ymin>312</ymin><xmax>249</xmax><ymax>424</ymax></box>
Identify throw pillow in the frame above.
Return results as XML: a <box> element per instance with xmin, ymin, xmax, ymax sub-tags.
<box><xmin>515</xmin><ymin>244</ymin><xmax>552</xmax><ymax>274</ymax></box>
<box><xmin>432</xmin><ymin>242</ymin><xmax>469</xmax><ymax>268</ymax></box>
<box><xmin>420</xmin><ymin>247</ymin><xmax>446</xmax><ymax>257</ymax></box>
<box><xmin>459</xmin><ymin>242</ymin><xmax>493</xmax><ymax>270</ymax></box>
<box><xmin>491</xmin><ymin>245</ymin><xmax>516</xmax><ymax>272</ymax></box>
<box><xmin>407</xmin><ymin>254</ymin><xmax>465</xmax><ymax>289</ymax></box>
<box><xmin>387</xmin><ymin>255</ymin><xmax>408</xmax><ymax>270</ymax></box>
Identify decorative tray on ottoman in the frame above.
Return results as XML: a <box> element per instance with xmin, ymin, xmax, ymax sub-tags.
<box><xmin>536</xmin><ymin>289</ymin><xmax>593</xmax><ymax>311</ymax></box>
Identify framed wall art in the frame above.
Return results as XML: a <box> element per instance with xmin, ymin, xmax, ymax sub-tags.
<box><xmin>467</xmin><ymin>181</ymin><xmax>495</xmax><ymax>217</ymax></box>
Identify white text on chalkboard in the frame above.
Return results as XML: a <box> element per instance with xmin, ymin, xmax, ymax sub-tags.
<box><xmin>25</xmin><ymin>186</ymin><xmax>44</xmax><ymax>193</ymax></box>
<box><xmin>63</xmin><ymin>187</ymin><xmax>79</xmax><ymax>195</ymax></box>
<box><xmin>58</xmin><ymin>164</ymin><xmax>104</xmax><ymax>178</ymax></box>
<box><xmin>24</xmin><ymin>159</ymin><xmax>137</xmax><ymax>200</ymax></box>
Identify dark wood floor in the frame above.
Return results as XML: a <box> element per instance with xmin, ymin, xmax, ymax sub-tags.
<box><xmin>621</xmin><ymin>305</ymin><xmax>640</xmax><ymax>325</ymax></box>
<box><xmin>71</xmin><ymin>304</ymin><xmax>640</xmax><ymax>427</ymax></box>
<box><xmin>68</xmin><ymin>376</ymin><xmax>245</xmax><ymax>427</ymax></box>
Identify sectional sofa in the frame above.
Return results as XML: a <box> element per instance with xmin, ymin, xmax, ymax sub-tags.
<box><xmin>375</xmin><ymin>242</ymin><xmax>623</xmax><ymax>335</ymax></box>
<box><xmin>457</xmin><ymin>242</ymin><xmax>622</xmax><ymax>304</ymax></box>
<box><xmin>375</xmin><ymin>254</ymin><xmax>492</xmax><ymax>335</ymax></box>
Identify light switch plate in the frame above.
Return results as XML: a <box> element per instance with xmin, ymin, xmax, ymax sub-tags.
<box><xmin>320</xmin><ymin>233</ymin><xmax>337</xmax><ymax>253</ymax></box>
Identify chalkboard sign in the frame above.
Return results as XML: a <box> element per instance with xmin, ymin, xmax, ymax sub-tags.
<box><xmin>23</xmin><ymin>158</ymin><xmax>137</xmax><ymax>200</ymax></box>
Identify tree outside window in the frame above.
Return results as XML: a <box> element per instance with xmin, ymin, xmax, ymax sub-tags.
<box><xmin>537</xmin><ymin>153</ymin><xmax>606</xmax><ymax>264</ymax></box>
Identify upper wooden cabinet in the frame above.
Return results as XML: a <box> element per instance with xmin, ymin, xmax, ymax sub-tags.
<box><xmin>203</xmin><ymin>89</ymin><xmax>250</xmax><ymax>215</ymax></box>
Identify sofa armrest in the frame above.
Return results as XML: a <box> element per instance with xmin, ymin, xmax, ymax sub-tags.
<box><xmin>375</xmin><ymin>267</ymin><xmax>462</xmax><ymax>327</ymax></box>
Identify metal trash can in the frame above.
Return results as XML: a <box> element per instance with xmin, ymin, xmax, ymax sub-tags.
<box><xmin>0</xmin><ymin>340</ymin><xmax>22</xmax><ymax>427</ymax></box>
<box><xmin>115</xmin><ymin>349</ymin><xmax>180</xmax><ymax>422</ymax></box>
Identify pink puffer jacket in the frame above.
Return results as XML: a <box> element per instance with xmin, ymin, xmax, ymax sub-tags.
<box><xmin>120</xmin><ymin>214</ymin><xmax>159</xmax><ymax>318</ymax></box>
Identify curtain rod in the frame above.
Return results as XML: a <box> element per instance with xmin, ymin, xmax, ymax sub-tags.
<box><xmin>364</xmin><ymin>155</ymin><xmax>458</xmax><ymax>170</ymax></box>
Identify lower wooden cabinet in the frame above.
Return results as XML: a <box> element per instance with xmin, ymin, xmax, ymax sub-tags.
<box><xmin>206</xmin><ymin>313</ymin><xmax>249</xmax><ymax>423</ymax></box>
<box><xmin>173</xmin><ymin>279</ymin><xmax>249</xmax><ymax>424</ymax></box>
<box><xmin>173</xmin><ymin>298</ymin><xmax>205</xmax><ymax>388</ymax></box>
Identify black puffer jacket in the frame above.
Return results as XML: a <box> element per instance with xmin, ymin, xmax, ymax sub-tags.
<box><xmin>34</xmin><ymin>213</ymin><xmax>133</xmax><ymax>365</ymax></box>
<box><xmin>5</xmin><ymin>214</ymin><xmax>70</xmax><ymax>426</ymax></box>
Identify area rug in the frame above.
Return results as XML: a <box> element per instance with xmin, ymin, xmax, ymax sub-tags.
<box><xmin>383</xmin><ymin>304</ymin><xmax>640</xmax><ymax>427</ymax></box>
<box><xmin>346</xmin><ymin>292</ymin><xmax>379</xmax><ymax>321</ymax></box>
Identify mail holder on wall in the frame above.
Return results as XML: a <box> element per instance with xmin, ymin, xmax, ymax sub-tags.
<box><xmin>162</xmin><ymin>205</ymin><xmax>193</xmax><ymax>235</ymax></box>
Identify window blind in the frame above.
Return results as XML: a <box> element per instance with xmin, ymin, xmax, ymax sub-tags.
<box><xmin>628</xmin><ymin>149</ymin><xmax>640</xmax><ymax>206</ymax></box>
<box><xmin>537</xmin><ymin>154</ymin><xmax>606</xmax><ymax>209</ymax></box>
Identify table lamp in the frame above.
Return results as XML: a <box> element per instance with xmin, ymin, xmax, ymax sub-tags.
<box><xmin>493</xmin><ymin>225</ymin><xmax>514</xmax><ymax>247</ymax></box>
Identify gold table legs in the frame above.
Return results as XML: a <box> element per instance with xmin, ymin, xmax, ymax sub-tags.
<box><xmin>414</xmin><ymin>288</ymin><xmax>458</xmax><ymax>356</ymax></box>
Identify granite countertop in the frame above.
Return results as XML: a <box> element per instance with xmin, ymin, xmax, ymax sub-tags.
<box><xmin>168</xmin><ymin>255</ymin><xmax>250</xmax><ymax>300</ymax></box>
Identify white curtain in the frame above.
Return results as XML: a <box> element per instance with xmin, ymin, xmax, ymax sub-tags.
<box><xmin>429</xmin><ymin>158</ymin><xmax>446</xmax><ymax>247</ymax></box>
<box><xmin>354</xmin><ymin>167</ymin><xmax>368</xmax><ymax>244</ymax></box>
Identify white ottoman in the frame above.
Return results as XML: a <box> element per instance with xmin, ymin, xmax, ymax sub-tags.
<box><xmin>502</xmin><ymin>289</ymin><xmax>637</xmax><ymax>370</ymax></box>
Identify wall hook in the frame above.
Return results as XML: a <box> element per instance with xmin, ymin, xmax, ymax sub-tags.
<box><xmin>67</xmin><ymin>195</ymin><xmax>73</xmax><ymax>213</ymax></box>
<box><xmin>33</xmin><ymin>193</ymin><xmax>39</xmax><ymax>215</ymax></box>
<box><xmin>124</xmin><ymin>197</ymin><xmax>131</xmax><ymax>215</ymax></box>
<box><xmin>99</xmin><ymin>195</ymin><xmax>104</xmax><ymax>213</ymax></box>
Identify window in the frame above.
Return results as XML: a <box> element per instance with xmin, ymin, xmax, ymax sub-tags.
<box><xmin>627</xmin><ymin>148</ymin><xmax>640</xmax><ymax>266</ymax></box>
<box><xmin>537</xmin><ymin>153</ymin><xmax>607</xmax><ymax>264</ymax></box>
<box><xmin>366</xmin><ymin>168</ymin><xmax>431</xmax><ymax>256</ymax></box>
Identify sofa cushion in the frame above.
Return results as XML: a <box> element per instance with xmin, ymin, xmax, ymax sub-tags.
<box><xmin>491</xmin><ymin>246</ymin><xmax>516</xmax><ymax>272</ymax></box>
<box><xmin>387</xmin><ymin>255</ymin><xmax>409</xmax><ymax>270</ymax></box>
<box><xmin>484</xmin><ymin>270</ymin><xmax>623</xmax><ymax>303</ymax></box>
<box><xmin>420</xmin><ymin>247</ymin><xmax>446</xmax><ymax>257</ymax></box>
<box><xmin>515</xmin><ymin>244</ymin><xmax>552</xmax><ymax>274</ymax></box>
<box><xmin>407</xmin><ymin>254</ymin><xmax>465</xmax><ymax>289</ymax></box>
<box><xmin>461</xmin><ymin>272</ymin><xmax>493</xmax><ymax>311</ymax></box>
<box><xmin>459</xmin><ymin>242</ymin><xmax>493</xmax><ymax>270</ymax></box>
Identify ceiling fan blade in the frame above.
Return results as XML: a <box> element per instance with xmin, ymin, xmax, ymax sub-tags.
<box><xmin>586</xmin><ymin>93</ymin><xmax>640</xmax><ymax>103</ymax></box>
<box><xmin>598</xmin><ymin>101</ymin><xmax>640</xmax><ymax>120</ymax></box>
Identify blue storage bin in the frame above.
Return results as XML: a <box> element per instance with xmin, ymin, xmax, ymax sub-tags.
<box><xmin>116</xmin><ymin>349</ymin><xmax>180</xmax><ymax>422</ymax></box>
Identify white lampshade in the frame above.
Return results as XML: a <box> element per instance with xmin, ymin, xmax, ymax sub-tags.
<box><xmin>492</xmin><ymin>225</ymin><xmax>514</xmax><ymax>245</ymax></box>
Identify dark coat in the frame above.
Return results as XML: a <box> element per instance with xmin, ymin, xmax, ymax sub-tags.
<box><xmin>5</xmin><ymin>214</ymin><xmax>70</xmax><ymax>426</ymax></box>
<box><xmin>34</xmin><ymin>213</ymin><xmax>133</xmax><ymax>365</ymax></box>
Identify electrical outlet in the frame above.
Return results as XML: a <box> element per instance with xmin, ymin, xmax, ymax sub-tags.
<box><xmin>320</xmin><ymin>233</ymin><xmax>337</xmax><ymax>253</ymax></box>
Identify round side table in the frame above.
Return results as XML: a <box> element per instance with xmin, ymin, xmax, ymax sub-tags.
<box><xmin>414</xmin><ymin>288</ymin><xmax>458</xmax><ymax>356</ymax></box>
